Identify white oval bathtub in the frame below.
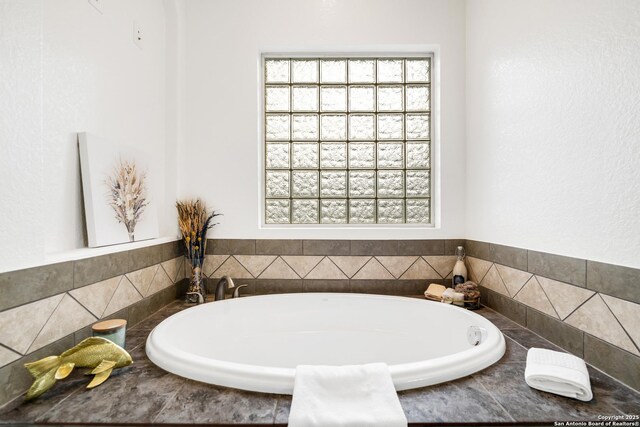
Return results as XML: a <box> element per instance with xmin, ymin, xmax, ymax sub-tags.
<box><xmin>146</xmin><ymin>293</ymin><xmax>505</xmax><ymax>394</ymax></box>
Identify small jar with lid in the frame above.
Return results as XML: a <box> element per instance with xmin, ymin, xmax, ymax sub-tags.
<box><xmin>91</xmin><ymin>319</ymin><xmax>127</xmax><ymax>348</ymax></box>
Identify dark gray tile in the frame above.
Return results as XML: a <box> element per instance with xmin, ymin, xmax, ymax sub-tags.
<box><xmin>0</xmin><ymin>369</ymin><xmax>86</xmax><ymax>424</ymax></box>
<box><xmin>73</xmin><ymin>326</ymin><xmax>92</xmax><ymax>346</ymax></box>
<box><xmin>351</xmin><ymin>240</ymin><xmax>398</xmax><ymax>255</ymax></box>
<box><xmin>231</xmin><ymin>279</ymin><xmax>256</xmax><ymax>297</ymax></box>
<box><xmin>253</xmin><ymin>279</ymin><xmax>303</xmax><ymax>294</ymax></box>
<box><xmin>255</xmin><ymin>239</ymin><xmax>302</xmax><ymax>255</ymax></box>
<box><xmin>479</xmin><ymin>286</ymin><xmax>527</xmax><ymax>326</ymax></box>
<box><xmin>395</xmin><ymin>280</ymin><xmax>434</xmax><ymax>295</ymax></box>
<box><xmin>350</xmin><ymin>280</ymin><xmax>397</xmax><ymax>295</ymax></box>
<box><xmin>584</xmin><ymin>334</ymin><xmax>640</xmax><ymax>392</ymax></box>
<box><xmin>398</xmin><ymin>376</ymin><xmax>512</xmax><ymax>423</ymax></box>
<box><xmin>38</xmin><ymin>361</ymin><xmax>184</xmax><ymax>424</ymax></box>
<box><xmin>477</xmin><ymin>307</ymin><xmax>524</xmax><ymax>330</ymax></box>
<box><xmin>0</xmin><ymin>261</ymin><xmax>73</xmax><ymax>312</ymax></box>
<box><xmin>445</xmin><ymin>239</ymin><xmax>466</xmax><ymax>256</ymax></box>
<box><xmin>126</xmin><ymin>337</ymin><xmax>154</xmax><ymax>363</ymax></box>
<box><xmin>473</xmin><ymin>362</ymin><xmax>621</xmax><ymax>421</ymax></box>
<box><xmin>207</xmin><ymin>239</ymin><xmax>256</xmax><ymax>255</ymax></box>
<box><xmin>154</xmin><ymin>284</ymin><xmax>180</xmax><ymax>307</ymax></box>
<box><xmin>501</xmin><ymin>336</ymin><xmax>528</xmax><ymax>364</ymax></box>
<box><xmin>302</xmin><ymin>240</ymin><xmax>350</xmax><ymax>255</ymax></box>
<box><xmin>526</xmin><ymin>307</ymin><xmax>584</xmax><ymax>357</ymax></box>
<box><xmin>127</xmin><ymin>299</ymin><xmax>156</xmax><ymax>329</ymax></box>
<box><xmin>0</xmin><ymin>334</ymin><xmax>74</xmax><ymax>407</ymax></box>
<box><xmin>587</xmin><ymin>365</ymin><xmax>640</xmax><ymax>414</ymax></box>
<box><xmin>274</xmin><ymin>396</ymin><xmax>292</xmax><ymax>424</ymax></box>
<box><xmin>124</xmin><ymin>328</ymin><xmax>150</xmax><ymax>352</ymax></box>
<box><xmin>206</xmin><ymin>278</ymin><xmax>256</xmax><ymax>297</ymax></box>
<box><xmin>176</xmin><ymin>277</ymin><xmax>189</xmax><ymax>296</ymax></box>
<box><xmin>398</xmin><ymin>240</ymin><xmax>445</xmax><ymax>255</ymax></box>
<box><xmin>528</xmin><ymin>250</ymin><xmax>586</xmax><ymax>287</ymax></box>
<box><xmin>73</xmin><ymin>250</ymin><xmax>130</xmax><ymax>288</ymax></box>
<box><xmin>153</xmin><ymin>379</ymin><xmax>277</xmax><ymax>424</ymax></box>
<box><xmin>130</xmin><ymin>294</ymin><xmax>181</xmax><ymax>331</ymax></box>
<box><xmin>128</xmin><ymin>245</ymin><xmax>163</xmax><ymax>272</ymax></box>
<box><xmin>490</xmin><ymin>243</ymin><xmax>527</xmax><ymax>270</ymax></box>
<box><xmin>302</xmin><ymin>279</ymin><xmax>350</xmax><ymax>292</ymax></box>
<box><xmin>502</xmin><ymin>328</ymin><xmax>563</xmax><ymax>352</ymax></box>
<box><xmin>465</xmin><ymin>240</ymin><xmax>490</xmax><ymax>260</ymax></box>
<box><xmin>587</xmin><ymin>261</ymin><xmax>640</xmax><ymax>304</ymax></box>
<box><xmin>160</xmin><ymin>240</ymin><xmax>183</xmax><ymax>262</ymax></box>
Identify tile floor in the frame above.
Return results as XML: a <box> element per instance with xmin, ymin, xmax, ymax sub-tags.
<box><xmin>1</xmin><ymin>299</ymin><xmax>638</xmax><ymax>426</ymax></box>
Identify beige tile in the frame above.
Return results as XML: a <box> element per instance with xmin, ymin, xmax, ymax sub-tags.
<box><xmin>376</xmin><ymin>256</ymin><xmax>418</xmax><ymax>278</ymax></box>
<box><xmin>103</xmin><ymin>276</ymin><xmax>142</xmax><ymax>318</ymax></box>
<box><xmin>423</xmin><ymin>256</ymin><xmax>457</xmax><ymax>278</ymax></box>
<box><xmin>466</xmin><ymin>257</ymin><xmax>492</xmax><ymax>283</ymax></box>
<box><xmin>399</xmin><ymin>258</ymin><xmax>439</xmax><ymax>280</ymax></box>
<box><xmin>513</xmin><ymin>276</ymin><xmax>558</xmax><ymax>318</ymax></box>
<box><xmin>306</xmin><ymin>257</ymin><xmax>348</xmax><ymax>280</ymax></box>
<box><xmin>69</xmin><ymin>276</ymin><xmax>121</xmax><ymax>318</ymax></box>
<box><xmin>185</xmin><ymin>258</ymin><xmax>192</xmax><ymax>279</ymax></box>
<box><xmin>0</xmin><ymin>346</ymin><xmax>20</xmax><ymax>367</ymax></box>
<box><xmin>0</xmin><ymin>294</ymin><xmax>63</xmax><ymax>354</ymax></box>
<box><xmin>161</xmin><ymin>257</ymin><xmax>183</xmax><ymax>282</ymax></box>
<box><xmin>329</xmin><ymin>256</ymin><xmax>371</xmax><ymax>278</ymax></box>
<box><xmin>283</xmin><ymin>256</ymin><xmax>323</xmax><ymax>278</ymax></box>
<box><xmin>146</xmin><ymin>267</ymin><xmax>174</xmax><ymax>296</ymax></box>
<box><xmin>235</xmin><ymin>255</ymin><xmax>277</xmax><ymax>277</ymax></box>
<box><xmin>352</xmin><ymin>258</ymin><xmax>394</xmax><ymax>280</ymax></box>
<box><xmin>29</xmin><ymin>294</ymin><xmax>96</xmax><ymax>353</ymax></box>
<box><xmin>479</xmin><ymin>265</ymin><xmax>510</xmax><ymax>297</ymax></box>
<box><xmin>210</xmin><ymin>256</ymin><xmax>253</xmax><ymax>279</ymax></box>
<box><xmin>175</xmin><ymin>257</ymin><xmax>186</xmax><ymax>281</ymax></box>
<box><xmin>566</xmin><ymin>295</ymin><xmax>639</xmax><ymax>355</ymax></box>
<box><xmin>202</xmin><ymin>255</ymin><xmax>229</xmax><ymax>277</ymax></box>
<box><xmin>602</xmin><ymin>294</ymin><xmax>640</xmax><ymax>350</ymax></box>
<box><xmin>259</xmin><ymin>257</ymin><xmax>299</xmax><ymax>279</ymax></box>
<box><xmin>495</xmin><ymin>264</ymin><xmax>531</xmax><ymax>297</ymax></box>
<box><xmin>537</xmin><ymin>275</ymin><xmax>594</xmax><ymax>320</ymax></box>
<box><xmin>126</xmin><ymin>265</ymin><xmax>158</xmax><ymax>296</ymax></box>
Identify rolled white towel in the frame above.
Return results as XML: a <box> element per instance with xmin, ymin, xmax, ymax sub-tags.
<box><xmin>525</xmin><ymin>348</ymin><xmax>593</xmax><ymax>401</ymax></box>
<box><xmin>442</xmin><ymin>288</ymin><xmax>464</xmax><ymax>306</ymax></box>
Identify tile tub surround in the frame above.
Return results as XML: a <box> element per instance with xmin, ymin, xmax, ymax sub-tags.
<box><xmin>201</xmin><ymin>239</ymin><xmax>463</xmax><ymax>296</ymax></box>
<box><xmin>0</xmin><ymin>240</ymin><xmax>188</xmax><ymax>406</ymax></box>
<box><xmin>1</xmin><ymin>237</ymin><xmax>638</xmax><ymax>405</ymax></box>
<box><xmin>1</xmin><ymin>301</ymin><xmax>639</xmax><ymax>425</ymax></box>
<box><xmin>203</xmin><ymin>238</ymin><xmax>640</xmax><ymax>392</ymax></box>
<box><xmin>464</xmin><ymin>239</ymin><xmax>640</xmax><ymax>392</ymax></box>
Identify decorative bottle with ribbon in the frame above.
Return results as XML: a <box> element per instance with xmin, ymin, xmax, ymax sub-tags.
<box><xmin>452</xmin><ymin>246</ymin><xmax>467</xmax><ymax>287</ymax></box>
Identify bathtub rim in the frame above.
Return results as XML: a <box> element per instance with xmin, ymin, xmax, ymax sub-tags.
<box><xmin>146</xmin><ymin>293</ymin><xmax>506</xmax><ymax>394</ymax></box>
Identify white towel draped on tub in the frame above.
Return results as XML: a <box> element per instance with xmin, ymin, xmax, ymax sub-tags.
<box><xmin>288</xmin><ymin>363</ymin><xmax>407</xmax><ymax>427</ymax></box>
<box><xmin>525</xmin><ymin>348</ymin><xmax>593</xmax><ymax>401</ymax></box>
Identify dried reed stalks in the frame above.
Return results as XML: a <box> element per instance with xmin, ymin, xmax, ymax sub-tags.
<box><xmin>176</xmin><ymin>199</ymin><xmax>220</xmax><ymax>268</ymax></box>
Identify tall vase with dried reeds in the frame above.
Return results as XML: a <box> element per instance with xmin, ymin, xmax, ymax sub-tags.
<box><xmin>176</xmin><ymin>199</ymin><xmax>220</xmax><ymax>303</ymax></box>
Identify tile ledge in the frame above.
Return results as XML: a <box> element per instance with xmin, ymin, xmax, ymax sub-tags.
<box><xmin>0</xmin><ymin>236</ymin><xmax>180</xmax><ymax>274</ymax></box>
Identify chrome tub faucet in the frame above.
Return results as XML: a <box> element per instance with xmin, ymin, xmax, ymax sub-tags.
<box><xmin>215</xmin><ymin>275</ymin><xmax>235</xmax><ymax>301</ymax></box>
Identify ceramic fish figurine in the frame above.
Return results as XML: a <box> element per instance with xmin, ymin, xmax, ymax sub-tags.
<box><xmin>24</xmin><ymin>336</ymin><xmax>133</xmax><ymax>401</ymax></box>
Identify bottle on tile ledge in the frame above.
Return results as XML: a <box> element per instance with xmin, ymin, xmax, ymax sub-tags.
<box><xmin>452</xmin><ymin>246</ymin><xmax>467</xmax><ymax>287</ymax></box>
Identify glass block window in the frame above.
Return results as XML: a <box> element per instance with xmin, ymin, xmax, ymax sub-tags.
<box><xmin>264</xmin><ymin>56</ymin><xmax>431</xmax><ymax>225</ymax></box>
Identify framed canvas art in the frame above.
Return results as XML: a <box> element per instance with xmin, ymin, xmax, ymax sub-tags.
<box><xmin>79</xmin><ymin>132</ymin><xmax>159</xmax><ymax>247</ymax></box>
